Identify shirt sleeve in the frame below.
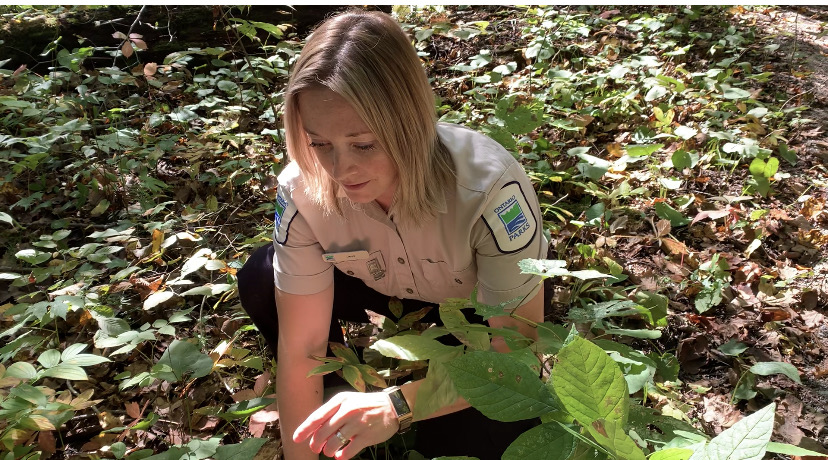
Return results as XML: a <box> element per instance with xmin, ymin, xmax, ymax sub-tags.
<box><xmin>271</xmin><ymin>178</ymin><xmax>334</xmax><ymax>295</ymax></box>
<box><xmin>473</xmin><ymin>162</ymin><xmax>548</xmax><ymax>308</ymax></box>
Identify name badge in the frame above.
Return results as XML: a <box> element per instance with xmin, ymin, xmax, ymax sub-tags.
<box><xmin>322</xmin><ymin>250</ymin><xmax>369</xmax><ymax>263</ymax></box>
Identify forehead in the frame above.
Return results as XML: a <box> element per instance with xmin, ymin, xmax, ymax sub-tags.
<box><xmin>297</xmin><ymin>87</ymin><xmax>373</xmax><ymax>136</ymax></box>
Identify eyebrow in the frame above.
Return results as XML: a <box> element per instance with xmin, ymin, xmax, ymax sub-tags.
<box><xmin>304</xmin><ymin>130</ymin><xmax>374</xmax><ymax>138</ymax></box>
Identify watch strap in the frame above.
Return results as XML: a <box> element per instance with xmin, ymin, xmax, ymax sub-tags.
<box><xmin>383</xmin><ymin>385</ymin><xmax>413</xmax><ymax>433</ymax></box>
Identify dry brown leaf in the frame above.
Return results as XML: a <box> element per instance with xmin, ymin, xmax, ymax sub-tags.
<box><xmin>151</xmin><ymin>228</ymin><xmax>164</xmax><ymax>254</ymax></box>
<box><xmin>797</xmin><ymin>229</ymin><xmax>828</xmax><ymax>246</ymax></box>
<box><xmin>677</xmin><ymin>335</ymin><xmax>710</xmax><ymax>374</ymax></box>
<box><xmin>800</xmin><ymin>196</ymin><xmax>825</xmax><ymax>220</ymax></box>
<box><xmin>655</xmin><ymin>220</ymin><xmax>671</xmax><ymax>238</ymax></box>
<box><xmin>122</xmin><ymin>41</ymin><xmax>134</xmax><ymax>58</ymax></box>
<box><xmin>800</xmin><ymin>310</ymin><xmax>825</xmax><ymax>329</ymax></box>
<box><xmin>254</xmin><ymin>371</ymin><xmax>271</xmax><ymax>396</ymax></box>
<box><xmin>232</xmin><ymin>389</ymin><xmax>257</xmax><ymax>403</ymax></box>
<box><xmin>760</xmin><ymin>307</ymin><xmax>791</xmax><ymax>322</ymax></box>
<box><xmin>702</xmin><ymin>394</ymin><xmax>743</xmax><ymax>431</ymax></box>
<box><xmin>125</xmin><ymin>401</ymin><xmax>141</xmax><ymax>419</ymax></box>
<box><xmin>691</xmin><ymin>208</ymin><xmax>733</xmax><ymax>226</ymax></box>
<box><xmin>606</xmin><ymin>142</ymin><xmax>625</xmax><ymax>158</ymax></box>
<box><xmin>38</xmin><ymin>430</ymin><xmax>56</xmax><ymax>457</ymax></box>
<box><xmin>144</xmin><ymin>62</ymin><xmax>158</xmax><ymax>77</ymax></box>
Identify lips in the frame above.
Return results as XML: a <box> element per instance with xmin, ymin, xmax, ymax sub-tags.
<box><xmin>342</xmin><ymin>181</ymin><xmax>369</xmax><ymax>191</ymax></box>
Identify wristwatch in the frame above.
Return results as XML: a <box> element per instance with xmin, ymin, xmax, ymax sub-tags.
<box><xmin>383</xmin><ymin>385</ymin><xmax>413</xmax><ymax>434</ymax></box>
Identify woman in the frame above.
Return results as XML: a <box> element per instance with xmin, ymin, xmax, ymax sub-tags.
<box><xmin>237</xmin><ymin>9</ymin><xmax>548</xmax><ymax>460</ymax></box>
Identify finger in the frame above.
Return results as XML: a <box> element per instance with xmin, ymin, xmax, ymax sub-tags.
<box><xmin>334</xmin><ymin>433</ymin><xmax>366</xmax><ymax>460</ymax></box>
<box><xmin>293</xmin><ymin>394</ymin><xmax>345</xmax><ymax>442</ymax></box>
<box><xmin>322</xmin><ymin>429</ymin><xmax>351</xmax><ymax>458</ymax></box>
<box><xmin>309</xmin><ymin>414</ymin><xmax>359</xmax><ymax>453</ymax></box>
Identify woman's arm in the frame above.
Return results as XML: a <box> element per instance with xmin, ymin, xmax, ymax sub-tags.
<box><xmin>292</xmin><ymin>289</ymin><xmax>545</xmax><ymax>460</ymax></box>
<box><xmin>276</xmin><ymin>284</ymin><xmax>334</xmax><ymax>460</ymax></box>
<box><xmin>487</xmin><ymin>287</ymin><xmax>544</xmax><ymax>352</ymax></box>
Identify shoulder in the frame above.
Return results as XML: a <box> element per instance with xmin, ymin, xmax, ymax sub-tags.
<box><xmin>437</xmin><ymin>123</ymin><xmax>518</xmax><ymax>193</ymax></box>
<box><xmin>437</xmin><ymin>124</ymin><xmax>539</xmax><ymax>254</ymax></box>
<box><xmin>276</xmin><ymin>161</ymin><xmax>303</xmax><ymax>191</ymax></box>
<box><xmin>273</xmin><ymin>162</ymin><xmax>318</xmax><ymax>245</ymax></box>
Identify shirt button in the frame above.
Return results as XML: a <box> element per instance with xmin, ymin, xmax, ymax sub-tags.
<box><xmin>455</xmin><ymin>278</ymin><xmax>463</xmax><ymax>284</ymax></box>
<box><xmin>346</xmin><ymin>270</ymin><xmax>354</xmax><ymax>276</ymax></box>
<box><xmin>397</xmin><ymin>257</ymin><xmax>405</xmax><ymax>264</ymax></box>
<box><xmin>405</xmin><ymin>288</ymin><xmax>414</xmax><ymax>294</ymax></box>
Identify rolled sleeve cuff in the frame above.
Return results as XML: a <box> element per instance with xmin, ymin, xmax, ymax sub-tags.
<box><xmin>477</xmin><ymin>274</ymin><xmax>543</xmax><ymax>309</ymax></box>
<box><xmin>273</xmin><ymin>265</ymin><xmax>334</xmax><ymax>295</ymax></box>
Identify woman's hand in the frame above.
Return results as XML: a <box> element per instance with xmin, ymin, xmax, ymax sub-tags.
<box><xmin>293</xmin><ymin>391</ymin><xmax>400</xmax><ymax>460</ymax></box>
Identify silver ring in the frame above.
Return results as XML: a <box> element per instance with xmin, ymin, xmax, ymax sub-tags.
<box><xmin>335</xmin><ymin>430</ymin><xmax>347</xmax><ymax>446</ymax></box>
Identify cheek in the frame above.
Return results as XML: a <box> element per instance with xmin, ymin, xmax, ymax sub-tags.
<box><xmin>313</xmin><ymin>152</ymin><xmax>334</xmax><ymax>173</ymax></box>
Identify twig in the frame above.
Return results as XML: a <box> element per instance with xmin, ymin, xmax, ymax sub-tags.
<box><xmin>112</xmin><ymin>5</ymin><xmax>148</xmax><ymax>67</ymax></box>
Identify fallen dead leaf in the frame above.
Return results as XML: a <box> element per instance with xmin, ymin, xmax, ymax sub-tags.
<box><xmin>678</xmin><ymin>335</ymin><xmax>710</xmax><ymax>375</ymax></box>
<box><xmin>702</xmin><ymin>394</ymin><xmax>743</xmax><ymax>432</ymax></box>
<box><xmin>38</xmin><ymin>430</ymin><xmax>56</xmax><ymax>457</ymax></box>
<box><xmin>800</xmin><ymin>310</ymin><xmax>825</xmax><ymax>329</ymax></box>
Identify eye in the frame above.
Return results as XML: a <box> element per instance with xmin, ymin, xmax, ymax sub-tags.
<box><xmin>308</xmin><ymin>141</ymin><xmax>328</xmax><ymax>149</ymax></box>
<box><xmin>353</xmin><ymin>143</ymin><xmax>376</xmax><ymax>152</ymax></box>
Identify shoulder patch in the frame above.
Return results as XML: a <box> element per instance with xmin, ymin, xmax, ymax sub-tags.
<box><xmin>481</xmin><ymin>181</ymin><xmax>537</xmax><ymax>254</ymax></box>
<box><xmin>273</xmin><ymin>191</ymin><xmax>298</xmax><ymax>245</ymax></box>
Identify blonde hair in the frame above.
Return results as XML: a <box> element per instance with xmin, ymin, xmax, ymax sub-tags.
<box><xmin>283</xmin><ymin>10</ymin><xmax>455</xmax><ymax>225</ymax></box>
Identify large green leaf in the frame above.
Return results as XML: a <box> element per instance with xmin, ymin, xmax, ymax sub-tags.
<box><xmin>649</xmin><ymin>448</ymin><xmax>693</xmax><ymax>460</ymax></box>
<box><xmin>552</xmin><ymin>336</ymin><xmax>628</xmax><ymax>426</ymax></box>
<box><xmin>214</xmin><ymin>438</ymin><xmax>269</xmax><ymax>460</ymax></box>
<box><xmin>0</xmin><ymin>211</ymin><xmax>15</xmax><ymax>226</ymax></box>
<box><xmin>586</xmin><ymin>418</ymin><xmax>645</xmax><ymax>460</ymax></box>
<box><xmin>38</xmin><ymin>349</ymin><xmax>61</xmax><ymax>369</ymax></box>
<box><xmin>370</xmin><ymin>335</ymin><xmax>457</xmax><ymax>361</ymax></box>
<box><xmin>502</xmin><ymin>423</ymin><xmax>576</xmax><ymax>460</ymax></box>
<box><xmin>445</xmin><ymin>351</ymin><xmax>557</xmax><ymax>422</ymax></box>
<box><xmin>15</xmin><ymin>249</ymin><xmax>52</xmax><ymax>265</ymax></box>
<box><xmin>40</xmin><ymin>363</ymin><xmax>88</xmax><ymax>380</ymax></box>
<box><xmin>6</xmin><ymin>362</ymin><xmax>38</xmax><ymax>380</ymax></box>
<box><xmin>749</xmin><ymin>362</ymin><xmax>801</xmax><ymax>384</ymax></box>
<box><xmin>413</xmin><ymin>347</ymin><xmax>463</xmax><ymax>420</ymax></box>
<box><xmin>625</xmin><ymin>144</ymin><xmax>663</xmax><ymax>157</ymax></box>
<box><xmin>655</xmin><ymin>202</ymin><xmax>691</xmax><ymax>227</ymax></box>
<box><xmin>155</xmin><ymin>340</ymin><xmax>214</xmax><ymax>382</ymax></box>
<box><xmin>689</xmin><ymin>403</ymin><xmax>775</xmax><ymax>460</ymax></box>
<box><xmin>61</xmin><ymin>343</ymin><xmax>111</xmax><ymax>366</ymax></box>
<box><xmin>495</xmin><ymin>95</ymin><xmax>544</xmax><ymax>135</ymax></box>
<box><xmin>593</xmin><ymin>340</ymin><xmax>656</xmax><ymax>394</ymax></box>
<box><xmin>766</xmin><ymin>441</ymin><xmax>828</xmax><ymax>457</ymax></box>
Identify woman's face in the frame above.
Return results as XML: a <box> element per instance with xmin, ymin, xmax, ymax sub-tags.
<box><xmin>297</xmin><ymin>87</ymin><xmax>398</xmax><ymax>212</ymax></box>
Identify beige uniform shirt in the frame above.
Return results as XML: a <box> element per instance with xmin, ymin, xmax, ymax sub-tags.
<box><xmin>272</xmin><ymin>123</ymin><xmax>547</xmax><ymax>308</ymax></box>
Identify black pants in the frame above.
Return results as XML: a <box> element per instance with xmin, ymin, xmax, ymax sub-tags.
<box><xmin>237</xmin><ymin>244</ymin><xmax>545</xmax><ymax>460</ymax></box>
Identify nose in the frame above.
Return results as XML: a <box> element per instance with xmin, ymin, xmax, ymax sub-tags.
<box><xmin>330</xmin><ymin>148</ymin><xmax>358</xmax><ymax>180</ymax></box>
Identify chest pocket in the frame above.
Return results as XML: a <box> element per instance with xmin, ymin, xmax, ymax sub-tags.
<box><xmin>334</xmin><ymin>251</ymin><xmax>388</xmax><ymax>288</ymax></box>
<box><xmin>420</xmin><ymin>259</ymin><xmax>476</xmax><ymax>301</ymax></box>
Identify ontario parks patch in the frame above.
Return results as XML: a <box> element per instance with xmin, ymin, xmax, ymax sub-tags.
<box><xmin>273</xmin><ymin>191</ymin><xmax>297</xmax><ymax>245</ymax></box>
<box><xmin>482</xmin><ymin>181</ymin><xmax>537</xmax><ymax>253</ymax></box>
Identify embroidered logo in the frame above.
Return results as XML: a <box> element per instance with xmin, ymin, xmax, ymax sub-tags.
<box><xmin>481</xmin><ymin>181</ymin><xmax>537</xmax><ymax>254</ymax></box>
<box><xmin>367</xmin><ymin>258</ymin><xmax>386</xmax><ymax>281</ymax></box>
<box><xmin>496</xmin><ymin>196</ymin><xmax>530</xmax><ymax>241</ymax></box>
<box><xmin>274</xmin><ymin>193</ymin><xmax>288</xmax><ymax>226</ymax></box>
